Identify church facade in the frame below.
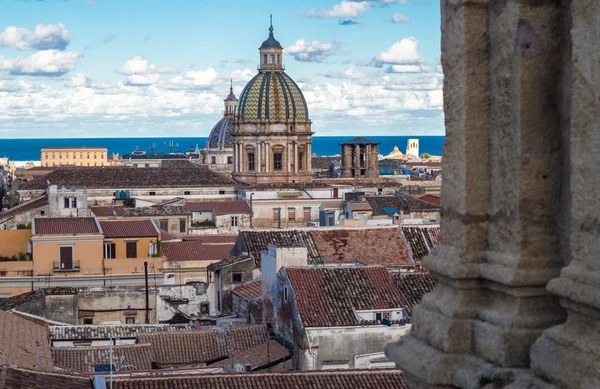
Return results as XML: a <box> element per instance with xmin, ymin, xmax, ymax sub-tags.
<box><xmin>231</xmin><ymin>19</ymin><xmax>313</xmax><ymax>184</ymax></box>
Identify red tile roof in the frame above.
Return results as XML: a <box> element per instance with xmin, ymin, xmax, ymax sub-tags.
<box><xmin>52</xmin><ymin>343</ymin><xmax>153</xmax><ymax>372</ymax></box>
<box><xmin>394</xmin><ymin>271</ymin><xmax>435</xmax><ymax>316</ymax></box>
<box><xmin>99</xmin><ymin>219</ymin><xmax>158</xmax><ymax>238</ymax></box>
<box><xmin>208</xmin><ymin>339</ymin><xmax>289</xmax><ymax>370</ymax></box>
<box><xmin>161</xmin><ymin>240</ymin><xmax>234</xmax><ymax>261</ymax></box>
<box><xmin>137</xmin><ymin>325</ymin><xmax>268</xmax><ymax>367</ymax></box>
<box><xmin>418</xmin><ymin>194</ymin><xmax>441</xmax><ymax>205</ymax></box>
<box><xmin>33</xmin><ymin>217</ymin><xmax>100</xmax><ymax>235</ymax></box>
<box><xmin>285</xmin><ymin>266</ymin><xmax>406</xmax><ymax>327</ymax></box>
<box><xmin>347</xmin><ymin>202</ymin><xmax>373</xmax><ymax>211</ymax></box>
<box><xmin>90</xmin><ymin>206</ymin><xmax>125</xmax><ymax>217</ymax></box>
<box><xmin>0</xmin><ymin>195</ymin><xmax>47</xmax><ymax>218</ymax></box>
<box><xmin>401</xmin><ymin>226</ymin><xmax>441</xmax><ymax>262</ymax></box>
<box><xmin>185</xmin><ymin>200</ymin><xmax>251</xmax><ymax>214</ymax></box>
<box><xmin>232</xmin><ymin>280</ymin><xmax>262</xmax><ymax>300</ymax></box>
<box><xmin>311</xmin><ymin>227</ymin><xmax>413</xmax><ymax>268</ymax></box>
<box><xmin>110</xmin><ymin>369</ymin><xmax>408</xmax><ymax>389</ymax></box>
<box><xmin>0</xmin><ymin>366</ymin><xmax>93</xmax><ymax>389</ymax></box>
<box><xmin>197</xmin><ymin>235</ymin><xmax>239</xmax><ymax>244</ymax></box>
<box><xmin>238</xmin><ymin>230</ymin><xmax>322</xmax><ymax>266</ymax></box>
<box><xmin>0</xmin><ymin>310</ymin><xmax>54</xmax><ymax>371</ymax></box>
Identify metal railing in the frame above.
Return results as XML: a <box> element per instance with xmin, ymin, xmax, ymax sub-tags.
<box><xmin>53</xmin><ymin>260</ymin><xmax>80</xmax><ymax>272</ymax></box>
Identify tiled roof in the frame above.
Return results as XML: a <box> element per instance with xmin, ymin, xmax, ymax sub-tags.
<box><xmin>0</xmin><ymin>366</ymin><xmax>93</xmax><ymax>389</ymax></box>
<box><xmin>347</xmin><ymin>202</ymin><xmax>373</xmax><ymax>211</ymax></box>
<box><xmin>110</xmin><ymin>369</ymin><xmax>407</xmax><ymax>389</ymax></box>
<box><xmin>401</xmin><ymin>226</ymin><xmax>441</xmax><ymax>262</ymax></box>
<box><xmin>311</xmin><ymin>227</ymin><xmax>413</xmax><ymax>268</ymax></box>
<box><xmin>285</xmin><ymin>266</ymin><xmax>406</xmax><ymax>327</ymax></box>
<box><xmin>238</xmin><ymin>230</ymin><xmax>323</xmax><ymax>266</ymax></box>
<box><xmin>232</xmin><ymin>280</ymin><xmax>262</xmax><ymax>300</ymax></box>
<box><xmin>0</xmin><ymin>310</ymin><xmax>54</xmax><ymax>371</ymax></box>
<box><xmin>124</xmin><ymin>206</ymin><xmax>189</xmax><ymax>217</ymax></box>
<box><xmin>90</xmin><ymin>206</ymin><xmax>125</xmax><ymax>217</ymax></box>
<box><xmin>207</xmin><ymin>255</ymin><xmax>254</xmax><ymax>272</ymax></box>
<box><xmin>184</xmin><ymin>200</ymin><xmax>250</xmax><ymax>214</ymax></box>
<box><xmin>396</xmin><ymin>192</ymin><xmax>440</xmax><ymax>212</ymax></box>
<box><xmin>0</xmin><ymin>195</ymin><xmax>47</xmax><ymax>218</ymax></box>
<box><xmin>137</xmin><ymin>325</ymin><xmax>268</xmax><ymax>367</ymax></box>
<box><xmin>418</xmin><ymin>194</ymin><xmax>441</xmax><ymax>206</ymax></box>
<box><xmin>365</xmin><ymin>196</ymin><xmax>404</xmax><ymax>216</ymax></box>
<box><xmin>394</xmin><ymin>271</ymin><xmax>435</xmax><ymax>316</ymax></box>
<box><xmin>159</xmin><ymin>229</ymin><xmax>180</xmax><ymax>241</ymax></box>
<box><xmin>161</xmin><ymin>241</ymin><xmax>234</xmax><ymax>262</ymax></box>
<box><xmin>52</xmin><ymin>344</ymin><xmax>153</xmax><ymax>372</ymax></box>
<box><xmin>340</xmin><ymin>136</ymin><xmax>380</xmax><ymax>145</ymax></box>
<box><xmin>99</xmin><ymin>219</ymin><xmax>158</xmax><ymax>238</ymax></box>
<box><xmin>208</xmin><ymin>339</ymin><xmax>289</xmax><ymax>370</ymax></box>
<box><xmin>49</xmin><ymin>323</ymin><xmax>195</xmax><ymax>340</ymax></box>
<box><xmin>33</xmin><ymin>217</ymin><xmax>101</xmax><ymax>235</ymax></box>
<box><xmin>20</xmin><ymin>165</ymin><xmax>235</xmax><ymax>190</ymax></box>
<box><xmin>0</xmin><ymin>287</ymin><xmax>76</xmax><ymax>311</ymax></box>
<box><xmin>197</xmin><ymin>235</ymin><xmax>239</xmax><ymax>244</ymax></box>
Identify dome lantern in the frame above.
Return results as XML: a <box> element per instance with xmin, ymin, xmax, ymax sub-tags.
<box><xmin>259</xmin><ymin>15</ymin><xmax>284</xmax><ymax>71</ymax></box>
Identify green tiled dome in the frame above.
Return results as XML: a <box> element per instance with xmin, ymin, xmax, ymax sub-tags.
<box><xmin>236</xmin><ymin>71</ymin><xmax>309</xmax><ymax>123</ymax></box>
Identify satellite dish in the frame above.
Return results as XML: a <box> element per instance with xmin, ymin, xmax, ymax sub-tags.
<box><xmin>233</xmin><ymin>364</ymin><xmax>246</xmax><ymax>373</ymax></box>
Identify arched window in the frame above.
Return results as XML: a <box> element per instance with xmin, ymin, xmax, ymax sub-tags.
<box><xmin>269</xmin><ymin>54</ymin><xmax>274</xmax><ymax>64</ymax></box>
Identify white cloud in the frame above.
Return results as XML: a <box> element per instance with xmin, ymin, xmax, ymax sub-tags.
<box><xmin>0</xmin><ymin>24</ymin><xmax>70</xmax><ymax>51</ymax></box>
<box><xmin>387</xmin><ymin>64</ymin><xmax>427</xmax><ymax>73</ymax></box>
<box><xmin>302</xmin><ymin>1</ymin><xmax>370</xmax><ymax>18</ymax></box>
<box><xmin>380</xmin><ymin>0</ymin><xmax>407</xmax><ymax>3</ymax></box>
<box><xmin>165</xmin><ymin>67</ymin><xmax>220</xmax><ymax>90</ymax></box>
<box><xmin>392</xmin><ymin>13</ymin><xmax>411</xmax><ymax>23</ymax></box>
<box><xmin>65</xmin><ymin>73</ymin><xmax>110</xmax><ymax>89</ymax></box>
<box><xmin>375</xmin><ymin>37</ymin><xmax>425</xmax><ymax>65</ymax></box>
<box><xmin>118</xmin><ymin>56</ymin><xmax>177</xmax><ymax>75</ymax></box>
<box><xmin>284</xmin><ymin>39</ymin><xmax>340</xmax><ymax>62</ymax></box>
<box><xmin>0</xmin><ymin>50</ymin><xmax>82</xmax><ymax>76</ymax></box>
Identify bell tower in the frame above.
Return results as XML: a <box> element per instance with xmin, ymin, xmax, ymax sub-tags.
<box><xmin>259</xmin><ymin>15</ymin><xmax>284</xmax><ymax>71</ymax></box>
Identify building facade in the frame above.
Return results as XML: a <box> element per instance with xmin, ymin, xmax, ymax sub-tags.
<box><xmin>206</xmin><ymin>85</ymin><xmax>237</xmax><ymax>171</ymax></box>
<box><xmin>341</xmin><ymin>137</ymin><xmax>380</xmax><ymax>179</ymax></box>
<box><xmin>41</xmin><ymin>147</ymin><xmax>109</xmax><ymax>167</ymax></box>
<box><xmin>232</xmin><ymin>19</ymin><xmax>313</xmax><ymax>184</ymax></box>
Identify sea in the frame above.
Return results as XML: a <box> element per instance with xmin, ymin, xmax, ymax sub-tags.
<box><xmin>0</xmin><ymin>136</ymin><xmax>445</xmax><ymax>161</ymax></box>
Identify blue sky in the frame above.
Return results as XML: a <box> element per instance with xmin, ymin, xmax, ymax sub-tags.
<box><xmin>0</xmin><ymin>0</ymin><xmax>442</xmax><ymax>138</ymax></box>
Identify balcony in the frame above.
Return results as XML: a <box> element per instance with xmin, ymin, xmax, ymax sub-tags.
<box><xmin>53</xmin><ymin>260</ymin><xmax>81</xmax><ymax>272</ymax></box>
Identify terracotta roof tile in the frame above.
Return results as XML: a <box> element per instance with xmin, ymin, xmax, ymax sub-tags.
<box><xmin>33</xmin><ymin>217</ymin><xmax>100</xmax><ymax>235</ymax></box>
<box><xmin>99</xmin><ymin>219</ymin><xmax>158</xmax><ymax>238</ymax></box>
<box><xmin>394</xmin><ymin>271</ymin><xmax>435</xmax><ymax>316</ymax></box>
<box><xmin>137</xmin><ymin>325</ymin><xmax>268</xmax><ymax>367</ymax></box>
<box><xmin>0</xmin><ymin>287</ymin><xmax>76</xmax><ymax>311</ymax></box>
<box><xmin>285</xmin><ymin>266</ymin><xmax>406</xmax><ymax>327</ymax></box>
<box><xmin>311</xmin><ymin>227</ymin><xmax>413</xmax><ymax>268</ymax></box>
<box><xmin>208</xmin><ymin>340</ymin><xmax>289</xmax><ymax>370</ymax></box>
<box><xmin>110</xmin><ymin>368</ymin><xmax>408</xmax><ymax>389</ymax></box>
<box><xmin>418</xmin><ymin>194</ymin><xmax>441</xmax><ymax>206</ymax></box>
<box><xmin>124</xmin><ymin>206</ymin><xmax>189</xmax><ymax>217</ymax></box>
<box><xmin>184</xmin><ymin>200</ymin><xmax>250</xmax><ymax>214</ymax></box>
<box><xmin>161</xmin><ymin>241</ymin><xmax>234</xmax><ymax>261</ymax></box>
<box><xmin>238</xmin><ymin>230</ymin><xmax>322</xmax><ymax>266</ymax></box>
<box><xmin>207</xmin><ymin>255</ymin><xmax>254</xmax><ymax>272</ymax></box>
<box><xmin>52</xmin><ymin>344</ymin><xmax>153</xmax><ymax>372</ymax></box>
<box><xmin>90</xmin><ymin>206</ymin><xmax>125</xmax><ymax>217</ymax></box>
<box><xmin>401</xmin><ymin>226</ymin><xmax>441</xmax><ymax>262</ymax></box>
<box><xmin>0</xmin><ymin>310</ymin><xmax>54</xmax><ymax>371</ymax></box>
<box><xmin>20</xmin><ymin>165</ymin><xmax>235</xmax><ymax>190</ymax></box>
<box><xmin>0</xmin><ymin>366</ymin><xmax>93</xmax><ymax>389</ymax></box>
<box><xmin>0</xmin><ymin>195</ymin><xmax>47</xmax><ymax>218</ymax></box>
<box><xmin>347</xmin><ymin>202</ymin><xmax>373</xmax><ymax>211</ymax></box>
<box><xmin>232</xmin><ymin>280</ymin><xmax>262</xmax><ymax>300</ymax></box>
<box><xmin>49</xmin><ymin>324</ymin><xmax>195</xmax><ymax>341</ymax></box>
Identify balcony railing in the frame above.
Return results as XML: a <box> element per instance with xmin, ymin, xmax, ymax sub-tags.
<box><xmin>53</xmin><ymin>260</ymin><xmax>81</xmax><ymax>272</ymax></box>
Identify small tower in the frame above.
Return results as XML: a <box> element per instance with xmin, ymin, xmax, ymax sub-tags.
<box><xmin>340</xmin><ymin>137</ymin><xmax>380</xmax><ymax>179</ymax></box>
<box><xmin>406</xmin><ymin>138</ymin><xmax>419</xmax><ymax>158</ymax></box>
<box><xmin>259</xmin><ymin>15</ymin><xmax>284</xmax><ymax>71</ymax></box>
<box><xmin>224</xmin><ymin>79</ymin><xmax>238</xmax><ymax>117</ymax></box>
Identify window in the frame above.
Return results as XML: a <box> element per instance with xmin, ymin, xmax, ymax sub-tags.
<box><xmin>298</xmin><ymin>152</ymin><xmax>304</xmax><ymax>170</ymax></box>
<box><xmin>200</xmin><ymin>303</ymin><xmax>209</xmax><ymax>314</ymax></box>
<box><xmin>248</xmin><ymin>152</ymin><xmax>255</xmax><ymax>171</ymax></box>
<box><xmin>232</xmin><ymin>272</ymin><xmax>243</xmax><ymax>283</ymax></box>
<box><xmin>64</xmin><ymin>197</ymin><xmax>77</xmax><ymax>209</ymax></box>
<box><xmin>269</xmin><ymin>54</ymin><xmax>274</xmax><ymax>64</ymax></box>
<box><xmin>273</xmin><ymin>153</ymin><xmax>283</xmax><ymax>171</ymax></box>
<box><xmin>159</xmin><ymin>220</ymin><xmax>168</xmax><ymax>231</ymax></box>
<box><xmin>104</xmin><ymin>243</ymin><xmax>116</xmax><ymax>259</ymax></box>
<box><xmin>59</xmin><ymin>246</ymin><xmax>74</xmax><ymax>270</ymax></box>
<box><xmin>211</xmin><ymin>156</ymin><xmax>216</xmax><ymax>164</ymax></box>
<box><xmin>126</xmin><ymin>316</ymin><xmax>136</xmax><ymax>324</ymax></box>
<box><xmin>179</xmin><ymin>219</ymin><xmax>186</xmax><ymax>233</ymax></box>
<box><xmin>284</xmin><ymin>286</ymin><xmax>288</xmax><ymax>302</ymax></box>
<box><xmin>231</xmin><ymin>216</ymin><xmax>239</xmax><ymax>227</ymax></box>
<box><xmin>219</xmin><ymin>190</ymin><xmax>225</xmax><ymax>195</ymax></box>
<box><xmin>303</xmin><ymin>207</ymin><xmax>311</xmax><ymax>221</ymax></box>
<box><xmin>273</xmin><ymin>208</ymin><xmax>280</xmax><ymax>221</ymax></box>
<box><xmin>126</xmin><ymin>242</ymin><xmax>137</xmax><ymax>258</ymax></box>
<box><xmin>83</xmin><ymin>318</ymin><xmax>93</xmax><ymax>325</ymax></box>
<box><xmin>40</xmin><ymin>211</ymin><xmax>45</xmax><ymax>216</ymax></box>
<box><xmin>184</xmin><ymin>191</ymin><xmax>190</xmax><ymax>196</ymax></box>
<box><xmin>288</xmin><ymin>207</ymin><xmax>296</xmax><ymax>221</ymax></box>
<box><xmin>227</xmin><ymin>156</ymin><xmax>233</xmax><ymax>165</ymax></box>
<box><xmin>375</xmin><ymin>312</ymin><xmax>383</xmax><ymax>322</ymax></box>
<box><xmin>149</xmin><ymin>191</ymin><xmax>156</xmax><ymax>196</ymax></box>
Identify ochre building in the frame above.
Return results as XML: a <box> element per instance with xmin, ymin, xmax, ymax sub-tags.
<box><xmin>41</xmin><ymin>147</ymin><xmax>109</xmax><ymax>167</ymax></box>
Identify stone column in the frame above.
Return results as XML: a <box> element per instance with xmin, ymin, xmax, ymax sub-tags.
<box><xmin>232</xmin><ymin>143</ymin><xmax>236</xmax><ymax>172</ymax></box>
<box><xmin>342</xmin><ymin>145</ymin><xmax>352</xmax><ymax>178</ymax></box>
<box><xmin>287</xmin><ymin>143</ymin><xmax>291</xmax><ymax>174</ymax></box>
<box><xmin>240</xmin><ymin>143</ymin><xmax>244</xmax><ymax>173</ymax></box>
<box><xmin>526</xmin><ymin>1</ymin><xmax>600</xmax><ymax>388</ymax></box>
<box><xmin>256</xmin><ymin>142</ymin><xmax>261</xmax><ymax>173</ymax></box>
<box><xmin>293</xmin><ymin>142</ymin><xmax>298</xmax><ymax>174</ymax></box>
<box><xmin>307</xmin><ymin>142</ymin><xmax>312</xmax><ymax>172</ymax></box>
<box><xmin>265</xmin><ymin>143</ymin><xmax>270</xmax><ymax>174</ymax></box>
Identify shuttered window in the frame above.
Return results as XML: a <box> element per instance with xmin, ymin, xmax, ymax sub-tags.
<box><xmin>288</xmin><ymin>208</ymin><xmax>296</xmax><ymax>221</ymax></box>
<box><xmin>126</xmin><ymin>242</ymin><xmax>137</xmax><ymax>258</ymax></box>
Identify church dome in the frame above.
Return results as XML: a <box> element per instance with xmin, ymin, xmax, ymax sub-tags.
<box><xmin>207</xmin><ymin>117</ymin><xmax>233</xmax><ymax>149</ymax></box>
<box><xmin>236</xmin><ymin>71</ymin><xmax>309</xmax><ymax>123</ymax></box>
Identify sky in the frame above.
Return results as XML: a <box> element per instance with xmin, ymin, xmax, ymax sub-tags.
<box><xmin>0</xmin><ymin>0</ymin><xmax>442</xmax><ymax>138</ymax></box>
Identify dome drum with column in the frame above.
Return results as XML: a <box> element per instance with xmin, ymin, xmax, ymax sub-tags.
<box><xmin>205</xmin><ymin>82</ymin><xmax>237</xmax><ymax>171</ymax></box>
<box><xmin>232</xmin><ymin>17</ymin><xmax>313</xmax><ymax>184</ymax></box>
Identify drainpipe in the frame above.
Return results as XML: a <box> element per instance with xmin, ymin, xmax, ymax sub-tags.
<box><xmin>249</xmin><ymin>193</ymin><xmax>254</xmax><ymax>228</ymax></box>
<box><xmin>277</xmin><ymin>207</ymin><xmax>281</xmax><ymax>229</ymax></box>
